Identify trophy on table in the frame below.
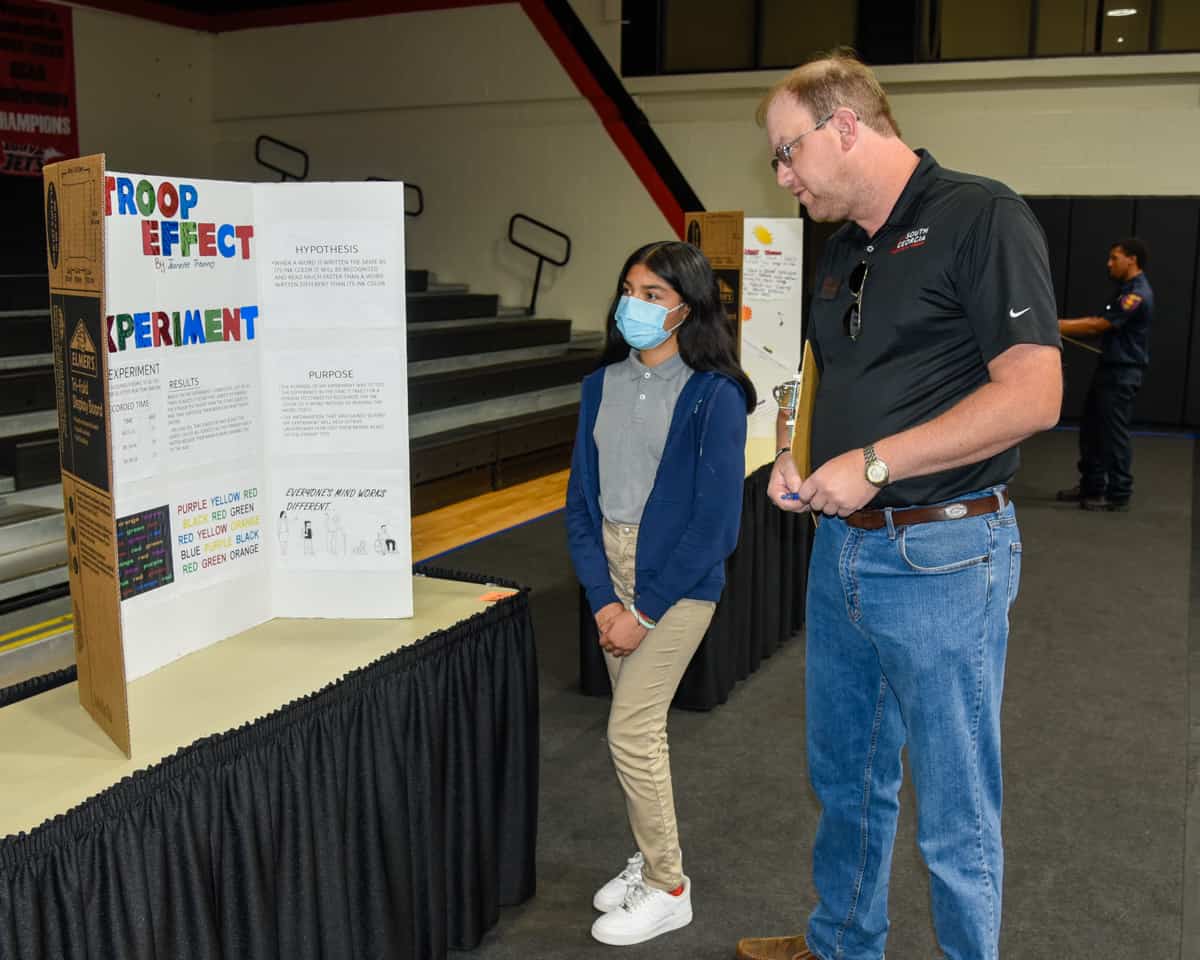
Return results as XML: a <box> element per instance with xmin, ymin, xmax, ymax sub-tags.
<box><xmin>772</xmin><ymin>375</ymin><xmax>801</xmax><ymax>426</ymax></box>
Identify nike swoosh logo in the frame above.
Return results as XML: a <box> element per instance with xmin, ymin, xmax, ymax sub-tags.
<box><xmin>1009</xmin><ymin>307</ymin><xmax>1032</xmax><ymax>318</ymax></box>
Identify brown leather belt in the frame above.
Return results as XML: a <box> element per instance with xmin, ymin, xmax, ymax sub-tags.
<box><xmin>845</xmin><ymin>488</ymin><xmax>1009</xmax><ymax>531</ymax></box>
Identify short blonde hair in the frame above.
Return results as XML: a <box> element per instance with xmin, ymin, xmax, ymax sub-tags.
<box><xmin>757</xmin><ymin>48</ymin><xmax>900</xmax><ymax>138</ymax></box>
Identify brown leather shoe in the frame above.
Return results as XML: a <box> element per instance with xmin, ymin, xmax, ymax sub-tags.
<box><xmin>735</xmin><ymin>934</ymin><xmax>818</xmax><ymax>960</ymax></box>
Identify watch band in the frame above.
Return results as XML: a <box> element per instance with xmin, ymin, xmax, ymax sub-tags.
<box><xmin>864</xmin><ymin>443</ymin><xmax>889</xmax><ymax>487</ymax></box>
<box><xmin>775</xmin><ymin>445</ymin><xmax>792</xmax><ymax>460</ymax></box>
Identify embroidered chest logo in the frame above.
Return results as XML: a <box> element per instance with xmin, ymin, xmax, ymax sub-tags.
<box><xmin>1119</xmin><ymin>292</ymin><xmax>1143</xmax><ymax>312</ymax></box>
<box><xmin>891</xmin><ymin>227</ymin><xmax>929</xmax><ymax>254</ymax></box>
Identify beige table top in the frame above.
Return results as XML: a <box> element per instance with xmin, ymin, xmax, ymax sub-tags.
<box><xmin>745</xmin><ymin>436</ymin><xmax>777</xmax><ymax>477</ymax></box>
<box><xmin>0</xmin><ymin>574</ymin><xmax>516</xmax><ymax>839</ymax></box>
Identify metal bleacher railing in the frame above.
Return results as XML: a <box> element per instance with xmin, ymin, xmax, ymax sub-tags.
<box><xmin>367</xmin><ymin>177</ymin><xmax>425</xmax><ymax>219</ymax></box>
<box><xmin>508</xmin><ymin>213</ymin><xmax>571</xmax><ymax>317</ymax></box>
<box><xmin>254</xmin><ymin>134</ymin><xmax>309</xmax><ymax>182</ymax></box>
<box><xmin>254</xmin><ymin>135</ymin><xmax>427</xmax><ymax>218</ymax></box>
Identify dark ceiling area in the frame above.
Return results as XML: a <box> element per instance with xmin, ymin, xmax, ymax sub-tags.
<box><xmin>74</xmin><ymin>0</ymin><xmax>510</xmax><ymax>33</ymax></box>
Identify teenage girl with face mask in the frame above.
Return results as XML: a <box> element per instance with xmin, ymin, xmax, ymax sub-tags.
<box><xmin>566</xmin><ymin>240</ymin><xmax>757</xmax><ymax>947</ymax></box>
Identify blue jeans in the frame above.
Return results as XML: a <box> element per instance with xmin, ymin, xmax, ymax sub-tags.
<box><xmin>804</xmin><ymin>490</ymin><xmax>1021</xmax><ymax>960</ymax></box>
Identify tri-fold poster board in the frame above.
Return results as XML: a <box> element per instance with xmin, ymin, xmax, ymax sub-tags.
<box><xmin>685</xmin><ymin>210</ymin><xmax>807</xmax><ymax>446</ymax></box>
<box><xmin>43</xmin><ymin>155</ymin><xmax>413</xmax><ymax>755</ymax></box>
<box><xmin>741</xmin><ymin>217</ymin><xmax>806</xmax><ymax>444</ymax></box>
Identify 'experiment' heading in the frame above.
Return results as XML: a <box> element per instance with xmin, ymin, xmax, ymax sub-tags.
<box><xmin>106</xmin><ymin>305</ymin><xmax>259</xmax><ymax>352</ymax></box>
<box><xmin>105</xmin><ymin>176</ymin><xmax>255</xmax><ymax>260</ymax></box>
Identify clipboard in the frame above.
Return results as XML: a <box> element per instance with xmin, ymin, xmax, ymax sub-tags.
<box><xmin>789</xmin><ymin>339</ymin><xmax>820</xmax><ymax>478</ymax></box>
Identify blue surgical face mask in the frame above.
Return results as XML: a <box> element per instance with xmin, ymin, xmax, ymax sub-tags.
<box><xmin>615</xmin><ymin>295</ymin><xmax>687</xmax><ymax>351</ymax></box>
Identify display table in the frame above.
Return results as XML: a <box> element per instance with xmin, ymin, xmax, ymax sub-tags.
<box><xmin>0</xmin><ymin>567</ymin><xmax>537</xmax><ymax>959</ymax></box>
<box><xmin>580</xmin><ymin>442</ymin><xmax>812</xmax><ymax>710</ymax></box>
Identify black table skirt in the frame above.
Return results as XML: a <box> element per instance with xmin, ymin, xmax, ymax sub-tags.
<box><xmin>580</xmin><ymin>463</ymin><xmax>811</xmax><ymax>710</ymax></box>
<box><xmin>0</xmin><ymin>664</ymin><xmax>77</xmax><ymax>709</ymax></box>
<box><xmin>0</xmin><ymin>565</ymin><xmax>538</xmax><ymax>959</ymax></box>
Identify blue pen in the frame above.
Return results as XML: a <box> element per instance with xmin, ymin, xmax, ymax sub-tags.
<box><xmin>782</xmin><ymin>492</ymin><xmax>801</xmax><ymax>501</ymax></box>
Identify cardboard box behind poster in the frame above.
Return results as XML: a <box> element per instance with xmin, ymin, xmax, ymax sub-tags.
<box><xmin>684</xmin><ymin>211</ymin><xmax>743</xmax><ymax>354</ymax></box>
<box><xmin>44</xmin><ymin>154</ymin><xmax>130</xmax><ymax>753</ymax></box>
<box><xmin>43</xmin><ymin>156</ymin><xmax>413</xmax><ymax>756</ymax></box>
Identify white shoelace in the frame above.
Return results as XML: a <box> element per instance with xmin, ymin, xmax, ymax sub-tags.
<box><xmin>619</xmin><ymin>852</ymin><xmax>644</xmax><ymax>883</ymax></box>
<box><xmin>621</xmin><ymin>878</ymin><xmax>655</xmax><ymax>912</ymax></box>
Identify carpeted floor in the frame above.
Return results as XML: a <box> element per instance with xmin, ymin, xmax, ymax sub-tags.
<box><xmin>439</xmin><ymin>429</ymin><xmax>1191</xmax><ymax>960</ymax></box>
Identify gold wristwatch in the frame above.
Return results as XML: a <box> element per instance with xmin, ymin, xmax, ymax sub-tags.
<box><xmin>864</xmin><ymin>444</ymin><xmax>889</xmax><ymax>488</ymax></box>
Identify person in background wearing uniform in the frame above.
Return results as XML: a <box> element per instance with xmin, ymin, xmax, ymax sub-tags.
<box><xmin>736</xmin><ymin>50</ymin><xmax>1062</xmax><ymax>960</ymax></box>
<box><xmin>1056</xmin><ymin>238</ymin><xmax>1153</xmax><ymax>512</ymax></box>
<box><xmin>566</xmin><ymin>240</ymin><xmax>756</xmax><ymax>947</ymax></box>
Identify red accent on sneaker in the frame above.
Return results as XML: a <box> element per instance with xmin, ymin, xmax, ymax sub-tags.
<box><xmin>669</xmin><ymin>883</ymin><xmax>685</xmax><ymax>897</ymax></box>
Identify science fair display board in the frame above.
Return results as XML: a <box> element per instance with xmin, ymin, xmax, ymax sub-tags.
<box><xmin>44</xmin><ymin>155</ymin><xmax>411</xmax><ymax>754</ymax></box>
<box><xmin>683</xmin><ymin>211</ymin><xmax>805</xmax><ymax>450</ymax></box>
<box><xmin>741</xmin><ymin>218</ymin><xmax>804</xmax><ymax>443</ymax></box>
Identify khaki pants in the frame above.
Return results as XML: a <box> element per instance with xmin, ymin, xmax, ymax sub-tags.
<box><xmin>601</xmin><ymin>520</ymin><xmax>715</xmax><ymax>891</ymax></box>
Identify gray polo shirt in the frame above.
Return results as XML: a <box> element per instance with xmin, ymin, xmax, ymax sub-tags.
<box><xmin>595</xmin><ymin>351</ymin><xmax>694</xmax><ymax>525</ymax></box>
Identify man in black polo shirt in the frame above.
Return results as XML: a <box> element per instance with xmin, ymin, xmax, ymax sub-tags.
<box><xmin>735</xmin><ymin>52</ymin><xmax>1062</xmax><ymax>960</ymax></box>
<box><xmin>1056</xmin><ymin>238</ymin><xmax>1153</xmax><ymax>511</ymax></box>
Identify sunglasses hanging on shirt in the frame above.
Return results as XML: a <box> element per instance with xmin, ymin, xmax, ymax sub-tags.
<box><xmin>844</xmin><ymin>260</ymin><xmax>868</xmax><ymax>341</ymax></box>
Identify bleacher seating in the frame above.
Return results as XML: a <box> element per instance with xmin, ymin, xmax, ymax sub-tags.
<box><xmin>0</xmin><ymin>278</ymin><xmax>57</xmax><ymax>492</ymax></box>
<box><xmin>405</xmin><ymin>273</ymin><xmax>597</xmax><ymax>513</ymax></box>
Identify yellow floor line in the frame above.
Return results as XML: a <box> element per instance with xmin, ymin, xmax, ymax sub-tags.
<box><xmin>0</xmin><ymin>613</ymin><xmax>73</xmax><ymax>646</ymax></box>
<box><xmin>0</xmin><ymin>621</ymin><xmax>74</xmax><ymax>655</ymax></box>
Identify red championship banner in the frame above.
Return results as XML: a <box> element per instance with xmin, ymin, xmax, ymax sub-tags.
<box><xmin>0</xmin><ymin>0</ymin><xmax>77</xmax><ymax>176</ymax></box>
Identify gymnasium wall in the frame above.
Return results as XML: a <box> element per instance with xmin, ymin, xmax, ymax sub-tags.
<box><xmin>45</xmin><ymin>4</ymin><xmax>1200</xmax><ymax>423</ymax></box>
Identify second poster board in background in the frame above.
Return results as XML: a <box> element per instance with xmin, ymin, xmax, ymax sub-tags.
<box><xmin>741</xmin><ymin>217</ymin><xmax>804</xmax><ymax>448</ymax></box>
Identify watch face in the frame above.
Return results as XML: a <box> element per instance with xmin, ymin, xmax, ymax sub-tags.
<box><xmin>867</xmin><ymin>461</ymin><xmax>888</xmax><ymax>485</ymax></box>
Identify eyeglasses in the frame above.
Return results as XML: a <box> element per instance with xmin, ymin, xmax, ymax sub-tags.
<box><xmin>844</xmin><ymin>261</ymin><xmax>868</xmax><ymax>341</ymax></box>
<box><xmin>770</xmin><ymin>113</ymin><xmax>834</xmax><ymax>172</ymax></box>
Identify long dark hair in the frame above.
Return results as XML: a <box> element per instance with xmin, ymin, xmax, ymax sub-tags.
<box><xmin>599</xmin><ymin>240</ymin><xmax>757</xmax><ymax>413</ymax></box>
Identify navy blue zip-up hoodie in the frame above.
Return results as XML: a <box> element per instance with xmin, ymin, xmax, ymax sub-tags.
<box><xmin>566</xmin><ymin>366</ymin><xmax>747</xmax><ymax>622</ymax></box>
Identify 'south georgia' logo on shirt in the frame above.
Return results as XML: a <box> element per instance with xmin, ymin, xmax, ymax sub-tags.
<box><xmin>1119</xmin><ymin>292</ymin><xmax>1143</xmax><ymax>312</ymax></box>
<box><xmin>891</xmin><ymin>227</ymin><xmax>929</xmax><ymax>253</ymax></box>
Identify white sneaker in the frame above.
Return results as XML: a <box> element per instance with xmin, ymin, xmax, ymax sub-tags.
<box><xmin>593</xmin><ymin>852</ymin><xmax>644</xmax><ymax>912</ymax></box>
<box><xmin>590</xmin><ymin>876</ymin><xmax>692</xmax><ymax>946</ymax></box>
